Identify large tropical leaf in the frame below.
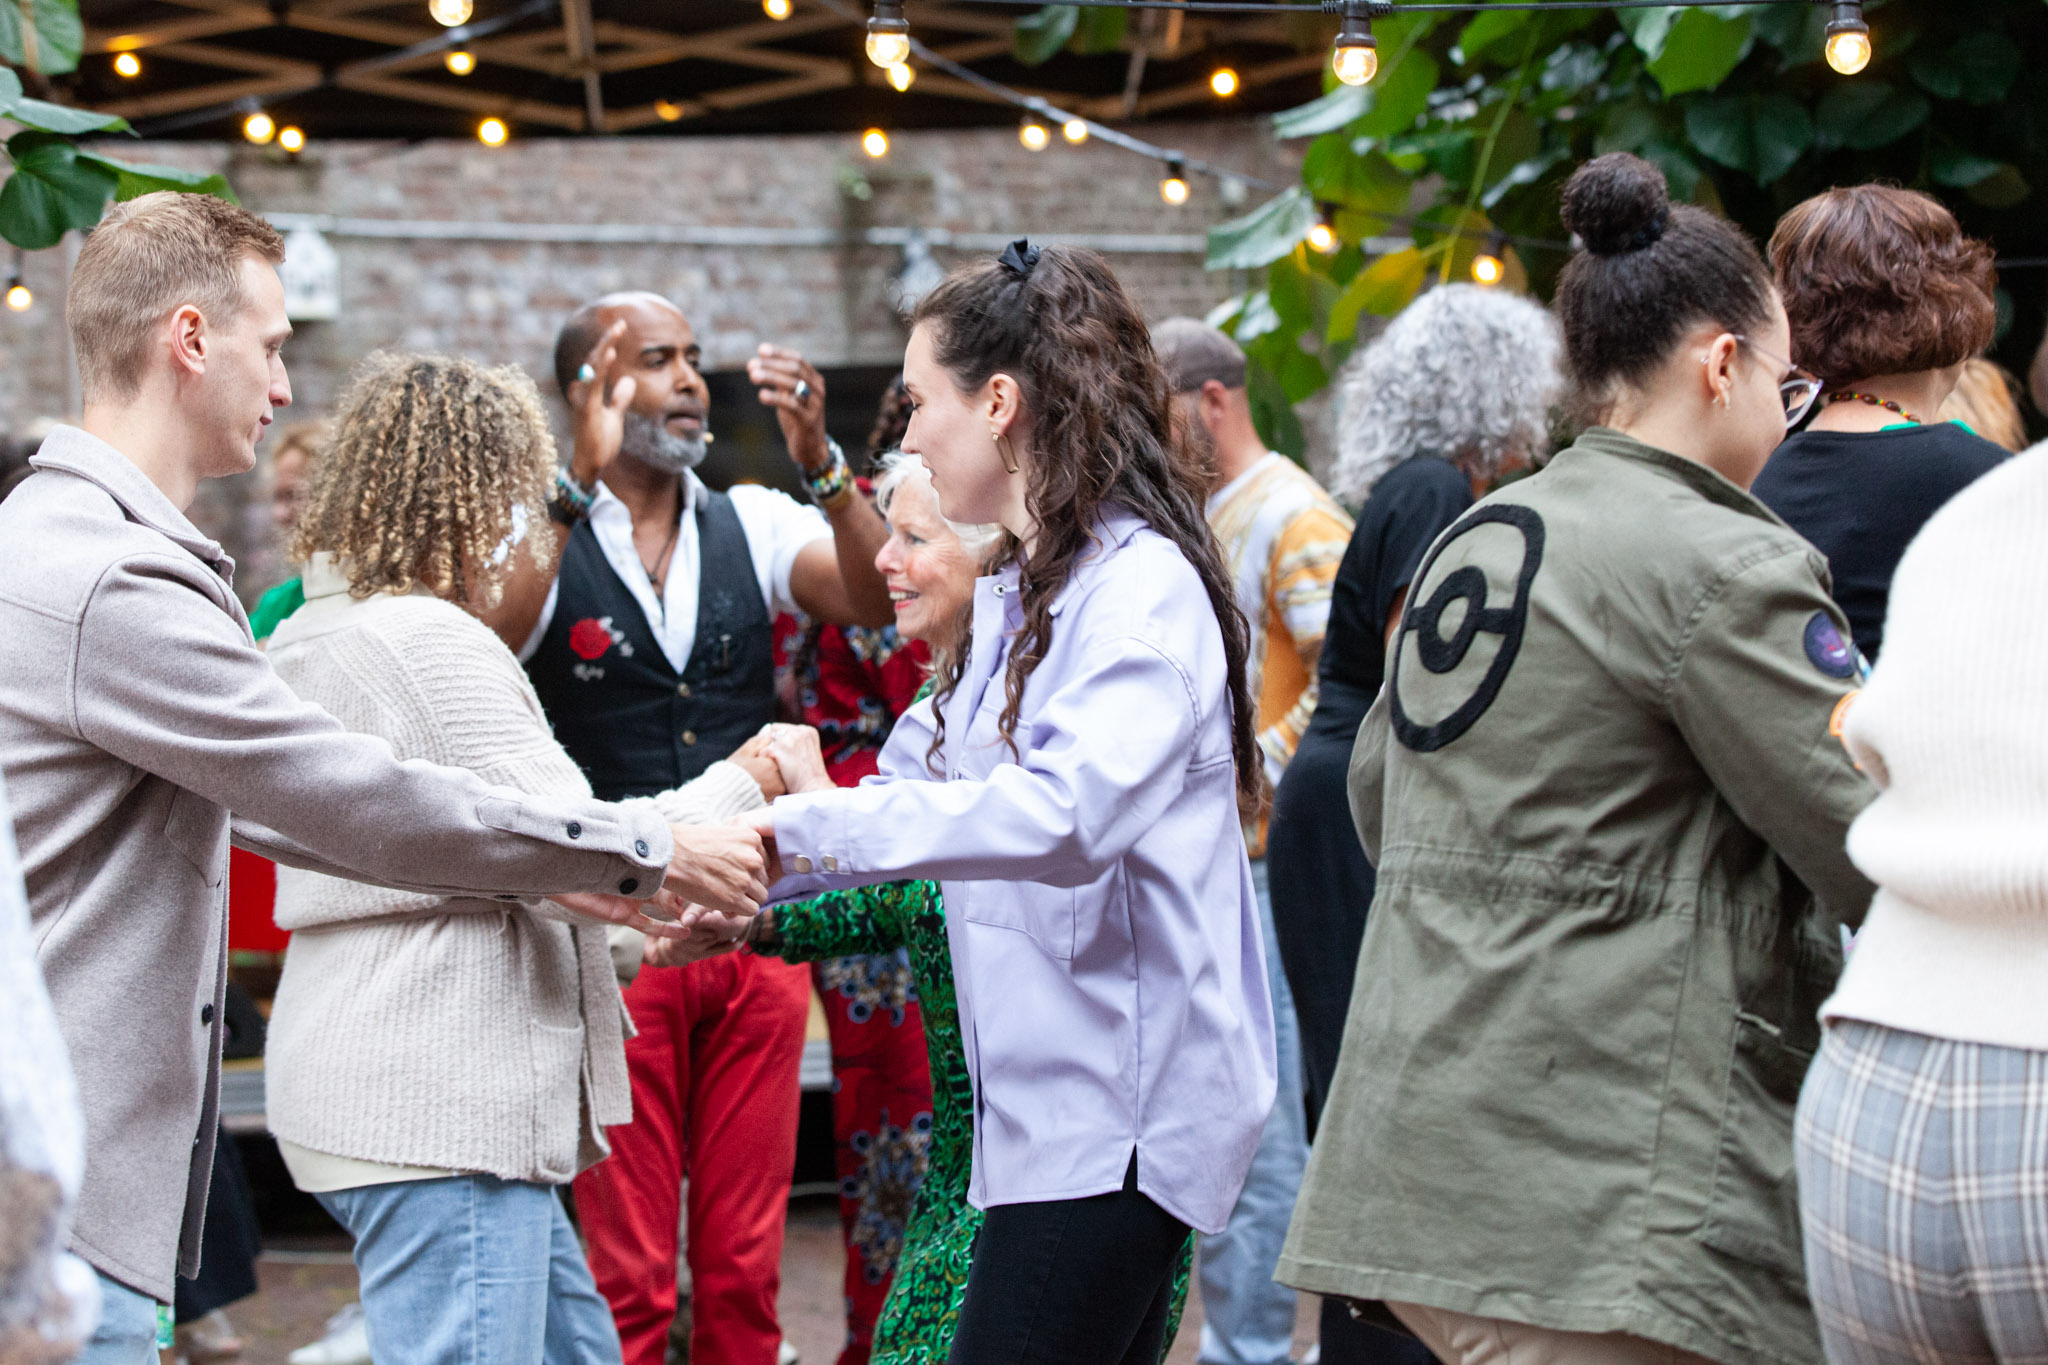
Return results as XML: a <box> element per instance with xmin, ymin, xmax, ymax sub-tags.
<box><xmin>1326</xmin><ymin>247</ymin><xmax>1427</xmax><ymax>343</ymax></box>
<box><xmin>78</xmin><ymin>152</ymin><xmax>237</xmax><ymax>203</ymax></box>
<box><xmin>1012</xmin><ymin>5</ymin><xmax>1078</xmax><ymax>66</ymax></box>
<box><xmin>0</xmin><ymin>0</ymin><xmax>83</xmax><ymax>75</ymax></box>
<box><xmin>1645</xmin><ymin>8</ymin><xmax>1753</xmax><ymax>96</ymax></box>
<box><xmin>5</xmin><ymin>97</ymin><xmax>129</xmax><ymax>135</ymax></box>
<box><xmin>1206</xmin><ymin>187</ymin><xmax>1317</xmax><ymax>271</ymax></box>
<box><xmin>1684</xmin><ymin>93</ymin><xmax>1812</xmax><ymax>184</ymax></box>
<box><xmin>0</xmin><ymin>134</ymin><xmax>118</xmax><ymax>249</ymax></box>
<box><xmin>1813</xmin><ymin>82</ymin><xmax>1929</xmax><ymax>152</ymax></box>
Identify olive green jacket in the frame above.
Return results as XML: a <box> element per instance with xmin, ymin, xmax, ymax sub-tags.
<box><xmin>1276</xmin><ymin>428</ymin><xmax>1876</xmax><ymax>1365</ymax></box>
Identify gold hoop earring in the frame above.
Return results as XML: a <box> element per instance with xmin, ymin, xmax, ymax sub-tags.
<box><xmin>993</xmin><ymin>432</ymin><xmax>1020</xmax><ymax>475</ymax></box>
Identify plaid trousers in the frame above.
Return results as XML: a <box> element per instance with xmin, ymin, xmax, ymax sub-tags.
<box><xmin>1796</xmin><ymin>1018</ymin><xmax>2048</xmax><ymax>1365</ymax></box>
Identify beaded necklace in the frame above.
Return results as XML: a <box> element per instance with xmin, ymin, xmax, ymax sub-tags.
<box><xmin>1827</xmin><ymin>390</ymin><xmax>1920</xmax><ymax>424</ymax></box>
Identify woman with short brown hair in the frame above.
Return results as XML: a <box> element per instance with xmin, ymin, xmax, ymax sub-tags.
<box><xmin>1752</xmin><ymin>184</ymin><xmax>2007</xmax><ymax>662</ymax></box>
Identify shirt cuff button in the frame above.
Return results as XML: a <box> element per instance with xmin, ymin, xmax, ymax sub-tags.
<box><xmin>618</xmin><ymin>878</ymin><xmax>638</xmax><ymax>894</ymax></box>
<box><xmin>823</xmin><ymin>855</ymin><xmax>839</xmax><ymax>872</ymax></box>
<box><xmin>566</xmin><ymin>821</ymin><xmax>582</xmax><ymax>839</ymax></box>
<box><xmin>793</xmin><ymin>855</ymin><xmax>813</xmax><ymax>874</ymax></box>
<box><xmin>635</xmin><ymin>839</ymin><xmax>650</xmax><ymax>858</ymax></box>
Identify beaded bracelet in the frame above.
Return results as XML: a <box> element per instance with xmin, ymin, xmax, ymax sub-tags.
<box><xmin>548</xmin><ymin>468</ymin><xmax>596</xmax><ymax>524</ymax></box>
<box><xmin>803</xmin><ymin>440</ymin><xmax>853</xmax><ymax>509</ymax></box>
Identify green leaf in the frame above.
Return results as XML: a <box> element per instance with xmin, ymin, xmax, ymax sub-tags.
<box><xmin>1594</xmin><ymin>96</ymin><xmax>1667</xmax><ymax>156</ymax></box>
<box><xmin>1012</xmin><ymin>5</ymin><xmax>1077</xmax><ymax>67</ymax></box>
<box><xmin>5</xmin><ymin>96</ymin><xmax>129</xmax><ymax>135</ymax></box>
<box><xmin>1928</xmin><ymin>137</ymin><xmax>2002</xmax><ymax>188</ymax></box>
<box><xmin>1964</xmin><ymin>164</ymin><xmax>2030</xmax><ymax>208</ymax></box>
<box><xmin>78</xmin><ymin>153</ymin><xmax>237</xmax><ymax>203</ymax></box>
<box><xmin>1232</xmin><ymin>290</ymin><xmax>1284</xmax><ymax>344</ymax></box>
<box><xmin>0</xmin><ymin>135</ymin><xmax>118</xmax><ymax>249</ymax></box>
<box><xmin>1302</xmin><ymin>137</ymin><xmax>1409</xmax><ymax>216</ymax></box>
<box><xmin>0</xmin><ymin>66</ymin><xmax>20</xmax><ymax>115</ymax></box>
<box><xmin>1246</xmin><ymin>360</ymin><xmax>1307</xmax><ymax>459</ymax></box>
<box><xmin>1684</xmin><ymin>92</ymin><xmax>1811</xmax><ymax>184</ymax></box>
<box><xmin>1483</xmin><ymin>146</ymin><xmax>1568</xmax><ymax>209</ymax></box>
<box><xmin>1752</xmin><ymin>0</ymin><xmax>1823</xmax><ymax>56</ymax></box>
<box><xmin>1616</xmin><ymin>5</ymin><xmax>1682</xmax><ymax>61</ymax></box>
<box><xmin>1205</xmin><ymin>294</ymin><xmax>1249</xmax><ymax>332</ymax></box>
<box><xmin>1274</xmin><ymin>84</ymin><xmax>1370</xmax><ymax>139</ymax></box>
<box><xmin>1638</xmin><ymin>140</ymin><xmax>1704</xmax><ymax>200</ymax></box>
<box><xmin>1645</xmin><ymin>8</ymin><xmax>1753</xmax><ymax>96</ymax></box>
<box><xmin>1457</xmin><ymin>6</ymin><xmax>1528</xmax><ymax>66</ymax></box>
<box><xmin>1813</xmin><ymin>81</ymin><xmax>1928</xmax><ymax>151</ymax></box>
<box><xmin>1909</xmin><ymin>31</ymin><xmax>2019</xmax><ymax>105</ymax></box>
<box><xmin>1206</xmin><ymin>187</ymin><xmax>1317</xmax><ymax>271</ymax></box>
<box><xmin>1268</xmin><ymin>251</ymin><xmax>1321</xmax><ymax>331</ymax></box>
<box><xmin>0</xmin><ymin>0</ymin><xmax>83</xmax><ymax>75</ymax></box>
<box><xmin>1353</xmin><ymin>49</ymin><xmax>1439</xmax><ymax>138</ymax></box>
<box><xmin>1070</xmin><ymin>5</ymin><xmax>1126</xmax><ymax>54</ymax></box>
<box><xmin>1326</xmin><ymin>246</ymin><xmax>1427</xmax><ymax>343</ymax></box>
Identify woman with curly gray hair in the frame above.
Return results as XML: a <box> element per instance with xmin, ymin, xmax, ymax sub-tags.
<box><xmin>1268</xmin><ymin>280</ymin><xmax>1560</xmax><ymax>1154</ymax></box>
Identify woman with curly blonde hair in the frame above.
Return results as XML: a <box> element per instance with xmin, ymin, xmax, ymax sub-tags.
<box><xmin>263</xmin><ymin>351</ymin><xmax>794</xmax><ymax>1365</ymax></box>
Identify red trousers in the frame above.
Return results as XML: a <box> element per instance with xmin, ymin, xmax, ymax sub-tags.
<box><xmin>575</xmin><ymin>950</ymin><xmax>811</xmax><ymax>1365</ymax></box>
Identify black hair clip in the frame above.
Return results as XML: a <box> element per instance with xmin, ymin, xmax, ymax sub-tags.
<box><xmin>998</xmin><ymin>238</ymin><xmax>1042</xmax><ymax>277</ymax></box>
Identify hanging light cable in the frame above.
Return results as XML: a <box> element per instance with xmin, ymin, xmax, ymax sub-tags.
<box><xmin>1332</xmin><ymin>0</ymin><xmax>1380</xmax><ymax>84</ymax></box>
<box><xmin>1822</xmin><ymin>0</ymin><xmax>1870</xmax><ymax>72</ymax></box>
<box><xmin>866</xmin><ymin>0</ymin><xmax>911</xmax><ymax>67</ymax></box>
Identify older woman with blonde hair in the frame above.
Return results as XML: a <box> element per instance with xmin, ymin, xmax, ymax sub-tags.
<box><xmin>262</xmin><ymin>351</ymin><xmax>783</xmax><ymax>1365</ymax></box>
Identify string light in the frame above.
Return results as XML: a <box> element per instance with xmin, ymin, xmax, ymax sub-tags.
<box><xmin>477</xmin><ymin>116</ymin><xmax>509</xmax><ymax>145</ymax></box>
<box><xmin>1332</xmin><ymin>0</ymin><xmax>1378</xmax><ymax>84</ymax></box>
<box><xmin>277</xmin><ymin>125</ymin><xmax>306</xmax><ymax>152</ymax></box>
<box><xmin>5</xmin><ymin>280</ymin><xmax>30</xmax><ymax>313</ymax></box>
<box><xmin>1471</xmin><ymin>232</ymin><xmax>1505</xmax><ymax>285</ymax></box>
<box><xmin>886</xmin><ymin>61</ymin><xmax>915</xmax><ymax>90</ymax></box>
<box><xmin>1823</xmin><ymin>0</ymin><xmax>1870</xmax><ymax>73</ymax></box>
<box><xmin>866</xmin><ymin>0</ymin><xmax>911</xmax><ymax>67</ymax></box>
<box><xmin>242</xmin><ymin>110</ymin><xmax>275</xmax><ymax>143</ymax></box>
<box><xmin>1307</xmin><ymin>204</ymin><xmax>1338</xmax><ymax>254</ymax></box>
<box><xmin>1062</xmin><ymin>117</ymin><xmax>1089</xmax><ymax>143</ymax></box>
<box><xmin>113</xmin><ymin>52</ymin><xmax>142</xmax><ymax>77</ymax></box>
<box><xmin>445</xmin><ymin>48</ymin><xmax>476</xmax><ymax>74</ymax></box>
<box><xmin>1210</xmin><ymin>67</ymin><xmax>1239</xmax><ymax>96</ymax></box>
<box><xmin>655</xmin><ymin>99</ymin><xmax>685</xmax><ymax>120</ymax></box>
<box><xmin>1019</xmin><ymin>119</ymin><xmax>1050</xmax><ymax>150</ymax></box>
<box><xmin>862</xmin><ymin>127</ymin><xmax>890</xmax><ymax>157</ymax></box>
<box><xmin>764</xmin><ymin>0</ymin><xmax>793</xmax><ymax>15</ymax></box>
<box><xmin>1160</xmin><ymin>158</ymin><xmax>1190</xmax><ymax>205</ymax></box>
<box><xmin>428</xmin><ymin>0</ymin><xmax>472</xmax><ymax>25</ymax></box>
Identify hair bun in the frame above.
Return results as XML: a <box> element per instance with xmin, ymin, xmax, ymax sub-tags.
<box><xmin>1561</xmin><ymin>152</ymin><xmax>1671</xmax><ymax>256</ymax></box>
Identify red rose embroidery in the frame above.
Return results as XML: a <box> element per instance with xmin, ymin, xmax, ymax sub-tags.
<box><xmin>568</xmin><ymin>618</ymin><xmax>613</xmax><ymax>661</ymax></box>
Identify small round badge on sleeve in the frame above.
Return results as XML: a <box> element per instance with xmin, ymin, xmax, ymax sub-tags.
<box><xmin>1803</xmin><ymin>612</ymin><xmax>1859</xmax><ymax>680</ymax></box>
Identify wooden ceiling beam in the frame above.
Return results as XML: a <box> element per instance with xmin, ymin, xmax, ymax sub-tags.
<box><xmin>95</xmin><ymin>70</ymin><xmax>315</xmax><ymax>118</ymax></box>
<box><xmin>85</xmin><ymin>13</ymin><xmax>273</xmax><ymax>54</ymax></box>
<box><xmin>1128</xmin><ymin>48</ymin><xmax>1322</xmax><ymax>116</ymax></box>
<box><xmin>335</xmin><ymin>70</ymin><xmax>587</xmax><ymax>126</ymax></box>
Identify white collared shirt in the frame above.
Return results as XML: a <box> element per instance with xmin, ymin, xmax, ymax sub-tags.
<box><xmin>516</xmin><ymin>469</ymin><xmax>831</xmax><ymax>670</ymax></box>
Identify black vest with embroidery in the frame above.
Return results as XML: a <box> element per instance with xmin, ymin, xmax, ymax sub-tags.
<box><xmin>526</xmin><ymin>489</ymin><xmax>775</xmax><ymax>801</ymax></box>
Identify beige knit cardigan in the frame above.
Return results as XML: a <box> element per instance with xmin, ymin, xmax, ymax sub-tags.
<box><xmin>263</xmin><ymin>556</ymin><xmax>764</xmax><ymax>1183</ymax></box>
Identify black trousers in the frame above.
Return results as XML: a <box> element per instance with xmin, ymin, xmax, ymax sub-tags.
<box><xmin>947</xmin><ymin>1155</ymin><xmax>1189</xmax><ymax>1365</ymax></box>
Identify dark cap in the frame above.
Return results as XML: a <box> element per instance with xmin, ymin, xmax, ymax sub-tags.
<box><xmin>1152</xmin><ymin>316</ymin><xmax>1248</xmax><ymax>393</ymax></box>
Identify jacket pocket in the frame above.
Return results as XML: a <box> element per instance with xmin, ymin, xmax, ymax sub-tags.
<box><xmin>958</xmin><ymin>881</ymin><xmax>1076</xmax><ymax>961</ymax></box>
<box><xmin>1698</xmin><ymin>1010</ymin><xmax>1813</xmax><ymax>1280</ymax></box>
<box><xmin>163</xmin><ymin>788</ymin><xmax>228</xmax><ymax>888</ymax></box>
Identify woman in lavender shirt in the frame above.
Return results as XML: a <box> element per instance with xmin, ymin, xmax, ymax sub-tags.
<box><xmin>740</xmin><ymin>243</ymin><xmax>1276</xmax><ymax>1363</ymax></box>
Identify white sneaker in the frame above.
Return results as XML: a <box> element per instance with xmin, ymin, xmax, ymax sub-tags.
<box><xmin>289</xmin><ymin>1302</ymin><xmax>372</xmax><ymax>1365</ymax></box>
<box><xmin>778</xmin><ymin>1341</ymin><xmax>800</xmax><ymax>1365</ymax></box>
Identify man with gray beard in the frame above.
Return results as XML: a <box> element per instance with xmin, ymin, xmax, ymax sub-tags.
<box><xmin>483</xmin><ymin>291</ymin><xmax>892</xmax><ymax>1365</ymax></box>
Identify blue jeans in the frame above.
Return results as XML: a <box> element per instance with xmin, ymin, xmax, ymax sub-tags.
<box><xmin>1198</xmin><ymin>857</ymin><xmax>1309</xmax><ymax>1365</ymax></box>
<box><xmin>317</xmin><ymin>1175</ymin><xmax>622</xmax><ymax>1365</ymax></box>
<box><xmin>72</xmin><ymin>1269</ymin><xmax>159</xmax><ymax>1365</ymax></box>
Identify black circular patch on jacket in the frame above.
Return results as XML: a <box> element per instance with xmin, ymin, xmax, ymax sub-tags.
<box><xmin>1389</xmin><ymin>504</ymin><xmax>1546</xmax><ymax>753</ymax></box>
<box><xmin>1802</xmin><ymin>611</ymin><xmax>1858</xmax><ymax>679</ymax></box>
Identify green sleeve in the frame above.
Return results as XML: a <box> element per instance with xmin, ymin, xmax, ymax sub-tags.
<box><xmin>248</xmin><ymin>576</ymin><xmax>305</xmax><ymax>643</ymax></box>
<box><xmin>762</xmin><ymin>882</ymin><xmax>918</xmax><ymax>964</ymax></box>
<box><xmin>1668</xmin><ymin>550</ymin><xmax>1878</xmax><ymax>928</ymax></box>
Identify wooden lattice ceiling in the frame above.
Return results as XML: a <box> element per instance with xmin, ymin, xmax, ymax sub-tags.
<box><xmin>70</xmin><ymin>0</ymin><xmax>1328</xmax><ymax>139</ymax></box>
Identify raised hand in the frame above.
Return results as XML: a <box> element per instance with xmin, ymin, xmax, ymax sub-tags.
<box><xmin>567</xmin><ymin>319</ymin><xmax>638</xmax><ymax>489</ymax></box>
<box><xmin>744</xmin><ymin>344</ymin><xmax>831</xmax><ymax>471</ymax></box>
<box><xmin>664</xmin><ymin>821</ymin><xmax>768</xmax><ymax>918</ymax></box>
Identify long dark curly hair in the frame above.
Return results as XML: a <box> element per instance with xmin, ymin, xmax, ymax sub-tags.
<box><xmin>913</xmin><ymin>245</ymin><xmax>1258</xmax><ymax>802</ymax></box>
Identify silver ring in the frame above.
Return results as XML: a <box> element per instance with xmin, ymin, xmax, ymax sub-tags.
<box><xmin>576</xmin><ymin>363</ymin><xmax>596</xmax><ymax>384</ymax></box>
<box><xmin>793</xmin><ymin>379</ymin><xmax>812</xmax><ymax>404</ymax></box>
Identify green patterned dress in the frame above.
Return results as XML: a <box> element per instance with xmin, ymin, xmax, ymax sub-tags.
<box><xmin>758</xmin><ymin>877</ymin><xmax>1193</xmax><ymax>1365</ymax></box>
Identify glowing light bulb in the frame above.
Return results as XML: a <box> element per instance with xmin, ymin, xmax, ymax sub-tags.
<box><xmin>5</xmin><ymin>282</ymin><xmax>31</xmax><ymax>313</ymax></box>
<box><xmin>1019</xmin><ymin>120</ymin><xmax>1049</xmax><ymax>151</ymax></box>
<box><xmin>862</xmin><ymin>128</ymin><xmax>890</xmax><ymax>158</ymax></box>
<box><xmin>1062</xmin><ymin>118</ymin><xmax>1089</xmax><ymax>144</ymax></box>
<box><xmin>651</xmin><ymin>99</ymin><xmax>683</xmax><ymax>121</ymax></box>
<box><xmin>763</xmin><ymin>0</ymin><xmax>792</xmax><ymax>17</ymax></box>
<box><xmin>886</xmin><ymin>61</ymin><xmax>914</xmax><ymax>91</ymax></box>
<box><xmin>477</xmin><ymin>116</ymin><xmax>509</xmax><ymax>146</ymax></box>
<box><xmin>113</xmin><ymin>52</ymin><xmax>142</xmax><ymax>78</ymax></box>
<box><xmin>1333</xmin><ymin>39</ymin><xmax>1378</xmax><ymax>86</ymax></box>
<box><xmin>1307</xmin><ymin>220</ymin><xmax>1338</xmax><ymax>254</ymax></box>
<box><xmin>445</xmin><ymin>48</ymin><xmax>475</xmax><ymax>74</ymax></box>
<box><xmin>242</xmin><ymin>111</ymin><xmax>275</xmax><ymax>144</ymax></box>
<box><xmin>428</xmin><ymin>0</ymin><xmax>472</xmax><ymax>26</ymax></box>
<box><xmin>866</xmin><ymin>1</ymin><xmax>910</xmax><ymax>68</ymax></box>
<box><xmin>1825</xmin><ymin>26</ymin><xmax>1871</xmax><ymax>73</ymax></box>
<box><xmin>1210</xmin><ymin>67</ymin><xmax>1239</xmax><ymax>97</ymax></box>
<box><xmin>278</xmin><ymin>125</ymin><xmax>306</xmax><ymax>153</ymax></box>
<box><xmin>1471</xmin><ymin>252</ymin><xmax>1503</xmax><ymax>286</ymax></box>
<box><xmin>1160</xmin><ymin>163</ymin><xmax>1190</xmax><ymax>206</ymax></box>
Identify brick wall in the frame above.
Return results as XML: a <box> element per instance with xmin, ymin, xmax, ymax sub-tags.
<box><xmin>0</xmin><ymin>119</ymin><xmax>1307</xmax><ymax>599</ymax></box>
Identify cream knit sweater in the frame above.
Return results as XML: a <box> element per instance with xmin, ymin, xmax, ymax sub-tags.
<box><xmin>1824</xmin><ymin>447</ymin><xmax>2047</xmax><ymax>1052</ymax></box>
<box><xmin>263</xmin><ymin>556</ymin><xmax>764</xmax><ymax>1183</ymax></box>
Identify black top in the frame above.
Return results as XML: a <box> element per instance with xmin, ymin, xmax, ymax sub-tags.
<box><xmin>1314</xmin><ymin>454</ymin><xmax>1476</xmax><ymax>726</ymax></box>
<box><xmin>526</xmin><ymin>488</ymin><xmax>776</xmax><ymax>801</ymax></box>
<box><xmin>1752</xmin><ymin>422</ymin><xmax>2007</xmax><ymax>663</ymax></box>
